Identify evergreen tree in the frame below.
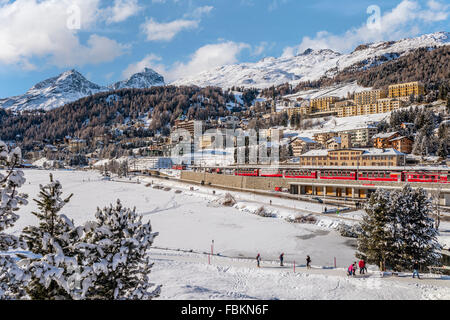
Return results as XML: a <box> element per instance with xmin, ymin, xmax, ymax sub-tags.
<box><xmin>389</xmin><ymin>185</ymin><xmax>441</xmax><ymax>271</ymax></box>
<box><xmin>74</xmin><ymin>200</ymin><xmax>161</xmax><ymax>300</ymax></box>
<box><xmin>0</xmin><ymin>141</ymin><xmax>29</xmax><ymax>299</ymax></box>
<box><xmin>357</xmin><ymin>186</ymin><xmax>441</xmax><ymax>272</ymax></box>
<box><xmin>20</xmin><ymin>174</ymin><xmax>79</xmax><ymax>300</ymax></box>
<box><xmin>356</xmin><ymin>189</ymin><xmax>396</xmax><ymax>271</ymax></box>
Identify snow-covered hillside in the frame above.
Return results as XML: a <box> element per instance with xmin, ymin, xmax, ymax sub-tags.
<box><xmin>172</xmin><ymin>32</ymin><xmax>450</xmax><ymax>89</ymax></box>
<box><xmin>109</xmin><ymin>67</ymin><xmax>165</xmax><ymax>90</ymax></box>
<box><xmin>172</xmin><ymin>48</ymin><xmax>341</xmax><ymax>89</ymax></box>
<box><xmin>284</xmin><ymin>81</ymin><xmax>372</xmax><ymax>100</ymax></box>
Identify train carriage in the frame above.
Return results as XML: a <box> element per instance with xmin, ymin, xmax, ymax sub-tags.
<box><xmin>319</xmin><ymin>170</ymin><xmax>357</xmax><ymax>180</ymax></box>
<box><xmin>406</xmin><ymin>172</ymin><xmax>449</xmax><ymax>183</ymax></box>
<box><xmin>260</xmin><ymin>168</ymin><xmax>284</xmax><ymax>178</ymax></box>
<box><xmin>284</xmin><ymin>170</ymin><xmax>317</xmax><ymax>179</ymax></box>
<box><xmin>358</xmin><ymin>171</ymin><xmax>403</xmax><ymax>182</ymax></box>
<box><xmin>234</xmin><ymin>168</ymin><xmax>260</xmax><ymax>176</ymax></box>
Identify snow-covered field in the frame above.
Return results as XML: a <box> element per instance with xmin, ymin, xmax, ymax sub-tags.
<box><xmin>10</xmin><ymin>169</ymin><xmax>450</xmax><ymax>300</ymax></box>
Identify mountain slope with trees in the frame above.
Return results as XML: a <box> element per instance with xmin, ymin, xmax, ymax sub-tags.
<box><xmin>294</xmin><ymin>45</ymin><xmax>450</xmax><ymax>93</ymax></box>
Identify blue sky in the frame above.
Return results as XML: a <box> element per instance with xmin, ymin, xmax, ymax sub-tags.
<box><xmin>0</xmin><ymin>0</ymin><xmax>448</xmax><ymax>97</ymax></box>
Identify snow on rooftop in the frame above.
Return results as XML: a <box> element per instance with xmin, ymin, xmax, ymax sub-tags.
<box><xmin>372</xmin><ymin>132</ymin><xmax>398</xmax><ymax>139</ymax></box>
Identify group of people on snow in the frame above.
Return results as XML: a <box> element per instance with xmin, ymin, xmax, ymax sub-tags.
<box><xmin>256</xmin><ymin>254</ymin><xmax>422</xmax><ymax>279</ymax></box>
<box><xmin>347</xmin><ymin>260</ymin><xmax>367</xmax><ymax>276</ymax></box>
<box><xmin>256</xmin><ymin>253</ymin><xmax>311</xmax><ymax>269</ymax></box>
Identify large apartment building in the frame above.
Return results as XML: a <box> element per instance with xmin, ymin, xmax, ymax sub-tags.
<box><xmin>310</xmin><ymin>96</ymin><xmax>338</xmax><ymax>113</ymax></box>
<box><xmin>337</xmin><ymin>98</ymin><xmax>404</xmax><ymax>117</ymax></box>
<box><xmin>388</xmin><ymin>81</ymin><xmax>425</xmax><ymax>98</ymax></box>
<box><xmin>299</xmin><ymin>148</ymin><xmax>406</xmax><ymax>167</ymax></box>
<box><xmin>354</xmin><ymin>89</ymin><xmax>387</xmax><ymax>106</ymax></box>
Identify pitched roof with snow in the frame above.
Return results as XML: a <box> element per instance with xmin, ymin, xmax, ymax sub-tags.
<box><xmin>390</xmin><ymin>136</ymin><xmax>413</xmax><ymax>142</ymax></box>
<box><xmin>327</xmin><ymin>137</ymin><xmax>341</xmax><ymax>144</ymax></box>
<box><xmin>372</xmin><ymin>132</ymin><xmax>398</xmax><ymax>139</ymax></box>
<box><xmin>292</xmin><ymin>137</ymin><xmax>317</xmax><ymax>144</ymax></box>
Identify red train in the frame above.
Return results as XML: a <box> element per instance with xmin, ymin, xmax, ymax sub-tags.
<box><xmin>234</xmin><ymin>168</ymin><xmax>259</xmax><ymax>176</ymax></box>
<box><xmin>233</xmin><ymin>168</ymin><xmax>449</xmax><ymax>184</ymax></box>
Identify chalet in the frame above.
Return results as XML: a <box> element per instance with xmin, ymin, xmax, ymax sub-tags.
<box><xmin>389</xmin><ymin>136</ymin><xmax>414</xmax><ymax>154</ymax></box>
<box><xmin>372</xmin><ymin>132</ymin><xmax>399</xmax><ymax>149</ymax></box>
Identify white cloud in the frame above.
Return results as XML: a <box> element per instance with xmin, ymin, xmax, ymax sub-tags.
<box><xmin>167</xmin><ymin>41</ymin><xmax>250</xmax><ymax>81</ymax></box>
<box><xmin>122</xmin><ymin>54</ymin><xmax>167</xmax><ymax>78</ymax></box>
<box><xmin>252</xmin><ymin>42</ymin><xmax>275</xmax><ymax>56</ymax></box>
<box><xmin>0</xmin><ymin>0</ymin><xmax>127</xmax><ymax>69</ymax></box>
<box><xmin>104</xmin><ymin>0</ymin><xmax>141</xmax><ymax>24</ymax></box>
<box><xmin>282</xmin><ymin>0</ymin><xmax>449</xmax><ymax>56</ymax></box>
<box><xmin>183</xmin><ymin>6</ymin><xmax>214</xmax><ymax>19</ymax></box>
<box><xmin>53</xmin><ymin>34</ymin><xmax>127</xmax><ymax>67</ymax></box>
<box><xmin>124</xmin><ymin>41</ymin><xmax>250</xmax><ymax>82</ymax></box>
<box><xmin>141</xmin><ymin>18</ymin><xmax>199</xmax><ymax>41</ymax></box>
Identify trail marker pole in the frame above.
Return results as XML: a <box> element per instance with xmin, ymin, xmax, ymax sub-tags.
<box><xmin>334</xmin><ymin>257</ymin><xmax>337</xmax><ymax>269</ymax></box>
<box><xmin>294</xmin><ymin>261</ymin><xmax>296</xmax><ymax>273</ymax></box>
<box><xmin>208</xmin><ymin>254</ymin><xmax>210</xmax><ymax>265</ymax></box>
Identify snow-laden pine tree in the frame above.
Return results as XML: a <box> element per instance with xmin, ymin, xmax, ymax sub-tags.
<box><xmin>0</xmin><ymin>141</ymin><xmax>29</xmax><ymax>299</ymax></box>
<box><xmin>357</xmin><ymin>185</ymin><xmax>441</xmax><ymax>272</ymax></box>
<box><xmin>74</xmin><ymin>200</ymin><xmax>161</xmax><ymax>300</ymax></box>
<box><xmin>356</xmin><ymin>189</ymin><xmax>396</xmax><ymax>271</ymax></box>
<box><xmin>389</xmin><ymin>185</ymin><xmax>441</xmax><ymax>271</ymax></box>
<box><xmin>20</xmin><ymin>174</ymin><xmax>81</xmax><ymax>300</ymax></box>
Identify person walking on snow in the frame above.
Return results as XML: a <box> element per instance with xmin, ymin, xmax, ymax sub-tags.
<box><xmin>256</xmin><ymin>253</ymin><xmax>261</xmax><ymax>268</ymax></box>
<box><xmin>359</xmin><ymin>259</ymin><xmax>367</xmax><ymax>274</ymax></box>
<box><xmin>279</xmin><ymin>253</ymin><xmax>284</xmax><ymax>266</ymax></box>
<box><xmin>306</xmin><ymin>255</ymin><xmax>311</xmax><ymax>269</ymax></box>
<box><xmin>412</xmin><ymin>261</ymin><xmax>420</xmax><ymax>279</ymax></box>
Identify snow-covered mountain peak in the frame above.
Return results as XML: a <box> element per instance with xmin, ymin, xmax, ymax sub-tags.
<box><xmin>30</xmin><ymin>69</ymin><xmax>103</xmax><ymax>92</ymax></box>
<box><xmin>0</xmin><ymin>70</ymin><xmax>108</xmax><ymax>112</ymax></box>
<box><xmin>109</xmin><ymin>68</ymin><xmax>165</xmax><ymax>90</ymax></box>
<box><xmin>298</xmin><ymin>48</ymin><xmax>341</xmax><ymax>57</ymax></box>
